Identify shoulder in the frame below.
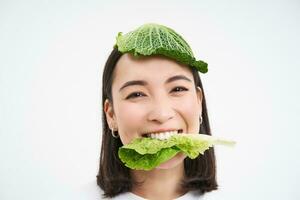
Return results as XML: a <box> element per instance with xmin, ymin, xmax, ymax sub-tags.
<box><xmin>46</xmin><ymin>181</ymin><xmax>107</xmax><ymax>200</ymax></box>
<box><xmin>111</xmin><ymin>192</ymin><xmax>145</xmax><ymax>200</ymax></box>
<box><xmin>176</xmin><ymin>190</ymin><xmax>204</xmax><ymax>200</ymax></box>
<box><xmin>68</xmin><ymin>182</ymin><xmax>143</xmax><ymax>200</ymax></box>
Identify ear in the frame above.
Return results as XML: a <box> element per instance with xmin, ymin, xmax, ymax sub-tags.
<box><xmin>104</xmin><ymin>99</ymin><xmax>116</xmax><ymax>129</ymax></box>
<box><xmin>196</xmin><ymin>86</ymin><xmax>203</xmax><ymax>107</ymax></box>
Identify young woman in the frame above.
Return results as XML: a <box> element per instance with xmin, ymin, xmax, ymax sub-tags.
<box><xmin>97</xmin><ymin>24</ymin><xmax>217</xmax><ymax>200</ymax></box>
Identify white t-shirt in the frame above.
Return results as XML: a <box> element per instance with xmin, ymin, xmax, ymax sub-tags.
<box><xmin>46</xmin><ymin>181</ymin><xmax>203</xmax><ymax>200</ymax></box>
<box><xmin>109</xmin><ymin>190</ymin><xmax>203</xmax><ymax>200</ymax></box>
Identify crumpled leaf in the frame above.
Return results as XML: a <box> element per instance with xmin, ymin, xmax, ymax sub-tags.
<box><xmin>118</xmin><ymin>133</ymin><xmax>235</xmax><ymax>170</ymax></box>
<box><xmin>115</xmin><ymin>23</ymin><xmax>208</xmax><ymax>73</ymax></box>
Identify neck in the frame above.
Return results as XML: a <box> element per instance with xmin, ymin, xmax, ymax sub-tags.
<box><xmin>130</xmin><ymin>163</ymin><xmax>186</xmax><ymax>200</ymax></box>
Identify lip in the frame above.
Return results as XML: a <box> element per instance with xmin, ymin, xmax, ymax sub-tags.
<box><xmin>142</xmin><ymin>128</ymin><xmax>183</xmax><ymax>135</ymax></box>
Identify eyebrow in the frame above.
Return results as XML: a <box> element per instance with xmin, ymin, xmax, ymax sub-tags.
<box><xmin>119</xmin><ymin>75</ymin><xmax>192</xmax><ymax>92</ymax></box>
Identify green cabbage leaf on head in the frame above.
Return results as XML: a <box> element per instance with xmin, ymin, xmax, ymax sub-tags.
<box><xmin>115</xmin><ymin>23</ymin><xmax>208</xmax><ymax>73</ymax></box>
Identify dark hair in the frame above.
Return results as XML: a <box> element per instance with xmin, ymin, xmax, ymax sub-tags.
<box><xmin>97</xmin><ymin>48</ymin><xmax>218</xmax><ymax>198</ymax></box>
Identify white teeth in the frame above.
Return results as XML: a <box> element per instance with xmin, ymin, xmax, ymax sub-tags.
<box><xmin>147</xmin><ymin>130</ymin><xmax>179</xmax><ymax>140</ymax></box>
<box><xmin>165</xmin><ymin>132</ymin><xmax>170</xmax><ymax>138</ymax></box>
<box><xmin>157</xmin><ymin>134</ymin><xmax>163</xmax><ymax>140</ymax></box>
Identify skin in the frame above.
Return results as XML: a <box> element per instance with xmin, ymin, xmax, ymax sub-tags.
<box><xmin>104</xmin><ymin>53</ymin><xmax>203</xmax><ymax>200</ymax></box>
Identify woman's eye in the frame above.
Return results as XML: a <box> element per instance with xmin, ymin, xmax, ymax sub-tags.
<box><xmin>126</xmin><ymin>87</ymin><xmax>188</xmax><ymax>99</ymax></box>
<box><xmin>171</xmin><ymin>86</ymin><xmax>188</xmax><ymax>93</ymax></box>
<box><xmin>126</xmin><ymin>92</ymin><xmax>145</xmax><ymax>99</ymax></box>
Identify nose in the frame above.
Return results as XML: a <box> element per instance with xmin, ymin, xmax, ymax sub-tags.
<box><xmin>147</xmin><ymin>96</ymin><xmax>176</xmax><ymax>123</ymax></box>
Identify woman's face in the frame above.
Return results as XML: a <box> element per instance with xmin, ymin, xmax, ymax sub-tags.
<box><xmin>104</xmin><ymin>53</ymin><xmax>202</xmax><ymax>169</ymax></box>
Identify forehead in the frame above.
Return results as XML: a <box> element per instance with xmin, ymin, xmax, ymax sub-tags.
<box><xmin>112</xmin><ymin>53</ymin><xmax>193</xmax><ymax>86</ymax></box>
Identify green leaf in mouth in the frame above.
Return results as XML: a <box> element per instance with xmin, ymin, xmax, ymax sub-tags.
<box><xmin>118</xmin><ymin>133</ymin><xmax>235</xmax><ymax>170</ymax></box>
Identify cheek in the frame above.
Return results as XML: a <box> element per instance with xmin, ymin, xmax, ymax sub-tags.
<box><xmin>114</xmin><ymin>102</ymin><xmax>146</xmax><ymax>143</ymax></box>
<box><xmin>118</xmin><ymin>104</ymin><xmax>145</xmax><ymax>125</ymax></box>
<box><xmin>178</xmin><ymin>95</ymin><xmax>202</xmax><ymax>132</ymax></box>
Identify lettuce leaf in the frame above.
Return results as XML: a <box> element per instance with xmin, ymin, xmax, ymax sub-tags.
<box><xmin>118</xmin><ymin>133</ymin><xmax>235</xmax><ymax>170</ymax></box>
<box><xmin>115</xmin><ymin>23</ymin><xmax>208</xmax><ymax>73</ymax></box>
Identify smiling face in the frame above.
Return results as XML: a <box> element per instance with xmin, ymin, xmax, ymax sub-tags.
<box><xmin>104</xmin><ymin>53</ymin><xmax>203</xmax><ymax>168</ymax></box>
<box><xmin>105</xmin><ymin>53</ymin><xmax>203</xmax><ymax>143</ymax></box>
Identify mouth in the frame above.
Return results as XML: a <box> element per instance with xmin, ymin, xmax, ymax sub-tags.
<box><xmin>141</xmin><ymin>129</ymin><xmax>183</xmax><ymax>140</ymax></box>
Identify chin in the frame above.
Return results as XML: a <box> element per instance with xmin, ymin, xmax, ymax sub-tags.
<box><xmin>155</xmin><ymin>153</ymin><xmax>186</xmax><ymax>170</ymax></box>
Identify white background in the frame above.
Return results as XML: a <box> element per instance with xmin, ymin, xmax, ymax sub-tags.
<box><xmin>1</xmin><ymin>0</ymin><xmax>299</xmax><ymax>199</ymax></box>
